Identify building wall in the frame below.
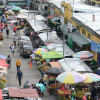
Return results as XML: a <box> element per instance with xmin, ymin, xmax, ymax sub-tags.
<box><xmin>61</xmin><ymin>1</ymin><xmax>100</xmax><ymax>62</ymax></box>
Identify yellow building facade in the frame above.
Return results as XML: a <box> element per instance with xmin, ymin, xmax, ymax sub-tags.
<box><xmin>61</xmin><ymin>1</ymin><xmax>100</xmax><ymax>62</ymax></box>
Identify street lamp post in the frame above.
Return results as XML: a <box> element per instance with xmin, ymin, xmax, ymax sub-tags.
<box><xmin>47</xmin><ymin>19</ymin><xmax>48</xmax><ymax>40</ymax></box>
<box><xmin>63</xmin><ymin>31</ymin><xmax>65</xmax><ymax>58</ymax></box>
<box><xmin>28</xmin><ymin>0</ymin><xmax>30</xmax><ymax>17</ymax></box>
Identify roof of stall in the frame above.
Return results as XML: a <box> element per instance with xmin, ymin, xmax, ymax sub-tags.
<box><xmin>39</xmin><ymin>32</ymin><xmax>74</xmax><ymax>56</ymax></box>
<box><xmin>49</xmin><ymin>62</ymin><xmax>62</xmax><ymax>68</ymax></box>
<box><xmin>58</xmin><ymin>58</ymin><xmax>92</xmax><ymax>72</ymax></box>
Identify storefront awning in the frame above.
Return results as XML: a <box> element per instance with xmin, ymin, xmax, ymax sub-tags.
<box><xmin>51</xmin><ymin>16</ymin><xmax>60</xmax><ymax>23</ymax></box>
<box><xmin>60</xmin><ymin>24</ymin><xmax>67</xmax><ymax>34</ymax></box>
<box><xmin>67</xmin><ymin>32</ymin><xmax>90</xmax><ymax>47</ymax></box>
<box><xmin>60</xmin><ymin>25</ymin><xmax>90</xmax><ymax>47</ymax></box>
<box><xmin>8</xmin><ymin>3</ymin><xmax>26</xmax><ymax>6</ymax></box>
<box><xmin>46</xmin><ymin>14</ymin><xmax>58</xmax><ymax>20</ymax></box>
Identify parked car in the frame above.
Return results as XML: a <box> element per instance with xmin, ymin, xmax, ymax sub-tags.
<box><xmin>18</xmin><ymin>36</ymin><xmax>30</xmax><ymax>46</ymax></box>
<box><xmin>20</xmin><ymin>41</ymin><xmax>33</xmax><ymax>49</ymax></box>
<box><xmin>20</xmin><ymin>45</ymin><xmax>33</xmax><ymax>58</ymax></box>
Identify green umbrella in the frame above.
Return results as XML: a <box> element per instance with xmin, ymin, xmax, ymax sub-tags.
<box><xmin>12</xmin><ymin>6</ymin><xmax>22</xmax><ymax>11</ymax></box>
<box><xmin>42</xmin><ymin>51</ymin><xmax>63</xmax><ymax>59</ymax></box>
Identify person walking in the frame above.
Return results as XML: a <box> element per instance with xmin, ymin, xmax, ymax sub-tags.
<box><xmin>6</xmin><ymin>55</ymin><xmax>11</xmax><ymax>68</ymax></box>
<box><xmin>10</xmin><ymin>43</ymin><xmax>15</xmax><ymax>56</ymax></box>
<box><xmin>13</xmin><ymin>26</ymin><xmax>17</xmax><ymax>35</ymax></box>
<box><xmin>13</xmin><ymin>37</ymin><xmax>17</xmax><ymax>47</ymax></box>
<box><xmin>10</xmin><ymin>22</ymin><xmax>13</xmax><ymax>29</ymax></box>
<box><xmin>6</xmin><ymin>27</ymin><xmax>9</xmax><ymax>38</ymax></box>
<box><xmin>4</xmin><ymin>22</ymin><xmax>8</xmax><ymax>30</ymax></box>
<box><xmin>16</xmin><ymin>69</ymin><xmax>23</xmax><ymax>86</ymax></box>
<box><xmin>0</xmin><ymin>22</ymin><xmax>3</xmax><ymax>33</ymax></box>
<box><xmin>16</xmin><ymin>59</ymin><xmax>21</xmax><ymax>71</ymax></box>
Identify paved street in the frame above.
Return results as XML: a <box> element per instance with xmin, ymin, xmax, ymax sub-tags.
<box><xmin>0</xmin><ymin>22</ymin><xmax>57</xmax><ymax>100</ymax></box>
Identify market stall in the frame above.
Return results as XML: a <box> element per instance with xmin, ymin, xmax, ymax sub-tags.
<box><xmin>58</xmin><ymin>58</ymin><xmax>92</xmax><ymax>72</ymax></box>
<box><xmin>0</xmin><ymin>59</ymin><xmax>8</xmax><ymax>89</ymax></box>
<box><xmin>8</xmin><ymin>88</ymin><xmax>39</xmax><ymax>99</ymax></box>
<box><xmin>56</xmin><ymin>71</ymin><xmax>86</xmax><ymax>100</ymax></box>
<box><xmin>45</xmin><ymin>67</ymin><xmax>64</xmax><ymax>95</ymax></box>
<box><xmin>49</xmin><ymin>62</ymin><xmax>62</xmax><ymax>68</ymax></box>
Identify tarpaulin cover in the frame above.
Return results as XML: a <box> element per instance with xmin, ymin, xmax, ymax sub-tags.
<box><xmin>8</xmin><ymin>88</ymin><xmax>39</xmax><ymax>98</ymax></box>
<box><xmin>49</xmin><ymin>62</ymin><xmax>62</xmax><ymax>68</ymax></box>
<box><xmin>0</xmin><ymin>59</ymin><xmax>8</xmax><ymax>67</ymax></box>
<box><xmin>42</xmin><ymin>51</ymin><xmax>63</xmax><ymax>59</ymax></box>
<box><xmin>0</xmin><ymin>90</ymin><xmax>3</xmax><ymax>100</ymax></box>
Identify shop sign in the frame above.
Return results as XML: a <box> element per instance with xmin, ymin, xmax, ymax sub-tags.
<box><xmin>91</xmin><ymin>41</ymin><xmax>100</xmax><ymax>53</ymax></box>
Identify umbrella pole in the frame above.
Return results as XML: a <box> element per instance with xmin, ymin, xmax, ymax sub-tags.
<box><xmin>55</xmin><ymin>77</ymin><xmax>57</xmax><ymax>95</ymax></box>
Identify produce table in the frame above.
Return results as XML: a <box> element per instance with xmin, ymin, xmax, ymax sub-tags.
<box><xmin>76</xmin><ymin>91</ymin><xmax>91</xmax><ymax>99</ymax></box>
<box><xmin>57</xmin><ymin>89</ymin><xmax>71</xmax><ymax>100</ymax></box>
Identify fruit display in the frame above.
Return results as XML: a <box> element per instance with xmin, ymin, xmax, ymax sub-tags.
<box><xmin>76</xmin><ymin>91</ymin><xmax>84</xmax><ymax>98</ymax></box>
<box><xmin>42</xmin><ymin>66</ymin><xmax>50</xmax><ymax>72</ymax></box>
<box><xmin>37</xmin><ymin>65</ymin><xmax>43</xmax><ymax>70</ymax></box>
<box><xmin>58</xmin><ymin>90</ymin><xmax>71</xmax><ymax>95</ymax></box>
<box><xmin>0</xmin><ymin>77</ymin><xmax>8</xmax><ymax>89</ymax></box>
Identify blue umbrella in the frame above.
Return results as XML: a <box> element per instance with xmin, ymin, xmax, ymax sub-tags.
<box><xmin>0</xmin><ymin>55</ymin><xmax>7</xmax><ymax>59</ymax></box>
<box><xmin>36</xmin><ymin>83</ymin><xmax>46</xmax><ymax>92</ymax></box>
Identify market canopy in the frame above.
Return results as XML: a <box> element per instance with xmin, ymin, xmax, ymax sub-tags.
<box><xmin>12</xmin><ymin>6</ymin><xmax>22</xmax><ymax>11</ymax></box>
<box><xmin>67</xmin><ymin>32</ymin><xmax>90</xmax><ymax>47</ymax></box>
<box><xmin>0</xmin><ymin>66</ymin><xmax>7</xmax><ymax>74</ymax></box>
<box><xmin>0</xmin><ymin>59</ymin><xmax>9</xmax><ymax>67</ymax></box>
<box><xmin>58</xmin><ymin>58</ymin><xmax>92</xmax><ymax>72</ymax></box>
<box><xmin>73</xmin><ymin>51</ymin><xmax>94</xmax><ymax>59</ymax></box>
<box><xmin>16</xmin><ymin>14</ymin><xmax>28</xmax><ymax>19</ymax></box>
<box><xmin>46</xmin><ymin>67</ymin><xmax>64</xmax><ymax>75</ymax></box>
<box><xmin>0</xmin><ymin>55</ymin><xmax>7</xmax><ymax>59</ymax></box>
<box><xmin>50</xmin><ymin>16</ymin><xmax>60</xmax><ymax>23</ymax></box>
<box><xmin>27</xmin><ymin>17</ymin><xmax>51</xmax><ymax>32</ymax></box>
<box><xmin>42</xmin><ymin>51</ymin><xmax>63</xmax><ymax>59</ymax></box>
<box><xmin>49</xmin><ymin>62</ymin><xmax>62</xmax><ymax>68</ymax></box>
<box><xmin>8</xmin><ymin>88</ymin><xmax>39</xmax><ymax>98</ymax></box>
<box><xmin>56</xmin><ymin>71</ymin><xmax>86</xmax><ymax>84</ymax></box>
<box><xmin>39</xmin><ymin>32</ymin><xmax>74</xmax><ymax>56</ymax></box>
<box><xmin>0</xmin><ymin>90</ymin><xmax>3</xmax><ymax>100</ymax></box>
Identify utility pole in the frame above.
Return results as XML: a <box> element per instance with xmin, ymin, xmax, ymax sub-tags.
<box><xmin>28</xmin><ymin>0</ymin><xmax>30</xmax><ymax>17</ymax></box>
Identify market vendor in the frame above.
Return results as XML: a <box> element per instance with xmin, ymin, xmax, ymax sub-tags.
<box><xmin>61</xmin><ymin>84</ymin><xmax>66</xmax><ymax>90</ymax></box>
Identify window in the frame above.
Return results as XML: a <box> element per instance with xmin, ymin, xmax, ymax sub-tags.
<box><xmin>82</xmin><ymin>29</ymin><xmax>86</xmax><ymax>36</ymax></box>
<box><xmin>88</xmin><ymin>33</ymin><xmax>91</xmax><ymax>39</ymax></box>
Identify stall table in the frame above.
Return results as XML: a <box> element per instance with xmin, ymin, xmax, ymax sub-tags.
<box><xmin>57</xmin><ymin>89</ymin><xmax>71</xmax><ymax>100</ymax></box>
<box><xmin>8</xmin><ymin>88</ymin><xmax>39</xmax><ymax>99</ymax></box>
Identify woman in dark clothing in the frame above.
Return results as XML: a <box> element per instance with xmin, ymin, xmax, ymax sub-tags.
<box><xmin>39</xmin><ymin>79</ymin><xmax>44</xmax><ymax>85</ymax></box>
<box><xmin>6</xmin><ymin>27</ymin><xmax>9</xmax><ymax>38</ymax></box>
<box><xmin>6</xmin><ymin>55</ymin><xmax>11</xmax><ymax>68</ymax></box>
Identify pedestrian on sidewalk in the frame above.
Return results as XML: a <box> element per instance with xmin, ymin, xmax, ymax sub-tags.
<box><xmin>10</xmin><ymin>22</ymin><xmax>13</xmax><ymax>30</ymax></box>
<box><xmin>16</xmin><ymin>59</ymin><xmax>21</xmax><ymax>71</ymax></box>
<box><xmin>6</xmin><ymin>27</ymin><xmax>9</xmax><ymax>38</ymax></box>
<box><xmin>10</xmin><ymin>43</ymin><xmax>15</xmax><ymax>56</ymax></box>
<box><xmin>13</xmin><ymin>26</ymin><xmax>17</xmax><ymax>36</ymax></box>
<box><xmin>30</xmin><ymin>54</ymin><xmax>35</xmax><ymax>63</ymax></box>
<box><xmin>0</xmin><ymin>22</ymin><xmax>3</xmax><ymax>33</ymax></box>
<box><xmin>13</xmin><ymin>37</ymin><xmax>17</xmax><ymax>47</ymax></box>
<box><xmin>6</xmin><ymin>55</ymin><xmax>11</xmax><ymax>68</ymax></box>
<box><xmin>4</xmin><ymin>22</ymin><xmax>8</xmax><ymax>30</ymax></box>
<box><xmin>16</xmin><ymin>69</ymin><xmax>23</xmax><ymax>86</ymax></box>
